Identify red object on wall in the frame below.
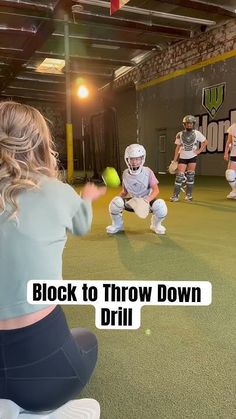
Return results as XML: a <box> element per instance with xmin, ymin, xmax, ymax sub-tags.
<box><xmin>110</xmin><ymin>0</ymin><xmax>130</xmax><ymax>15</ymax></box>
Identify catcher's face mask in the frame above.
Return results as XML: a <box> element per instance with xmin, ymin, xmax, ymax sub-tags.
<box><xmin>124</xmin><ymin>144</ymin><xmax>146</xmax><ymax>175</ymax></box>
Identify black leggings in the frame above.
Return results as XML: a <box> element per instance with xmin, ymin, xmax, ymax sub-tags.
<box><xmin>0</xmin><ymin>306</ymin><xmax>98</xmax><ymax>412</ymax></box>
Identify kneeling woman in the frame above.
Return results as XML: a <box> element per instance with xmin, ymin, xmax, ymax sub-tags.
<box><xmin>0</xmin><ymin>101</ymin><xmax>105</xmax><ymax>414</ymax></box>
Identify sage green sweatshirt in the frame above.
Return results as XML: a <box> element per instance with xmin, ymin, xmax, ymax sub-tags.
<box><xmin>0</xmin><ymin>176</ymin><xmax>92</xmax><ymax>320</ymax></box>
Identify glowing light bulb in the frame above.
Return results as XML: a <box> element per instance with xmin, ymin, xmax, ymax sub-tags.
<box><xmin>77</xmin><ymin>85</ymin><xmax>89</xmax><ymax>99</ymax></box>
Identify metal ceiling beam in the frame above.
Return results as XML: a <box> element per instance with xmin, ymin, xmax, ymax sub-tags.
<box><xmin>0</xmin><ymin>47</ymin><xmax>23</xmax><ymax>54</ymax></box>
<box><xmin>0</xmin><ymin>0</ymin><xmax>73</xmax><ymax>92</ymax></box>
<box><xmin>0</xmin><ymin>93</ymin><xmax>65</xmax><ymax>103</ymax></box>
<box><xmin>156</xmin><ymin>0</ymin><xmax>236</xmax><ymax>19</ymax></box>
<box><xmin>0</xmin><ymin>0</ymin><xmax>53</xmax><ymax>11</ymax></box>
<box><xmin>13</xmin><ymin>23</ymin><xmax>55</xmax><ymax>61</ymax></box>
<box><xmin>72</xmin><ymin>11</ymin><xmax>192</xmax><ymax>38</ymax></box>
<box><xmin>53</xmin><ymin>33</ymin><xmax>162</xmax><ymax>51</ymax></box>
<box><xmin>5</xmin><ymin>86</ymin><xmax>65</xmax><ymax>95</ymax></box>
<box><xmin>0</xmin><ymin>9</ymin><xmax>169</xmax><ymax>55</ymax></box>
<box><xmin>16</xmin><ymin>75</ymin><xmax>65</xmax><ymax>84</ymax></box>
<box><xmin>70</xmin><ymin>69</ymin><xmax>113</xmax><ymax>79</ymax></box>
<box><xmin>0</xmin><ymin>10</ymin><xmax>162</xmax><ymax>50</ymax></box>
<box><xmin>74</xmin><ymin>0</ymin><xmax>216</xmax><ymax>25</ymax></box>
<box><xmin>0</xmin><ymin>0</ymin><xmax>72</xmax><ymax>17</ymax></box>
<box><xmin>22</xmin><ymin>69</ymin><xmax>113</xmax><ymax>80</ymax></box>
<box><xmin>69</xmin><ymin>72</ymin><xmax>113</xmax><ymax>83</ymax></box>
<box><xmin>0</xmin><ymin>20</ymin><xmax>54</xmax><ymax>91</ymax></box>
<box><xmin>0</xmin><ymin>10</ymin><xmax>57</xmax><ymax>21</ymax></box>
<box><xmin>0</xmin><ymin>26</ymin><xmax>36</xmax><ymax>35</ymax></box>
<box><xmin>35</xmin><ymin>50</ymin><xmax>135</xmax><ymax>67</ymax></box>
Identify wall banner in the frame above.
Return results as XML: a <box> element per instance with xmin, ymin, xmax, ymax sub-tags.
<box><xmin>202</xmin><ymin>83</ymin><xmax>226</xmax><ymax>119</ymax></box>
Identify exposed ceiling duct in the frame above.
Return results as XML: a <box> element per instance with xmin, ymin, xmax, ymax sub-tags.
<box><xmin>71</xmin><ymin>10</ymin><xmax>193</xmax><ymax>39</ymax></box>
<box><xmin>0</xmin><ymin>0</ymin><xmax>235</xmax><ymax>101</ymax></box>
<box><xmin>73</xmin><ymin>0</ymin><xmax>216</xmax><ymax>25</ymax></box>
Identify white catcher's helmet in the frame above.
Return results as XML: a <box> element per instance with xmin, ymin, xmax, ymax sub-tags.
<box><xmin>124</xmin><ymin>144</ymin><xmax>146</xmax><ymax>175</ymax></box>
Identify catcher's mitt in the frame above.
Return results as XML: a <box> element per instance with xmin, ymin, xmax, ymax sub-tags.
<box><xmin>126</xmin><ymin>197</ymin><xmax>150</xmax><ymax>219</ymax></box>
<box><xmin>168</xmin><ymin>160</ymin><xmax>178</xmax><ymax>174</ymax></box>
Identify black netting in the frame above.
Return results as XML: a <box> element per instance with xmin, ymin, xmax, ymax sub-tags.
<box><xmin>90</xmin><ymin>107</ymin><xmax>120</xmax><ymax>180</ymax></box>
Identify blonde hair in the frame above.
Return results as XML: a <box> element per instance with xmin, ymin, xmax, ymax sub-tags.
<box><xmin>0</xmin><ymin>101</ymin><xmax>58</xmax><ymax>216</ymax></box>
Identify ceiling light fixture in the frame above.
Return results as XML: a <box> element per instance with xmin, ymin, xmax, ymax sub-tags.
<box><xmin>36</xmin><ymin>58</ymin><xmax>65</xmax><ymax>74</ymax></box>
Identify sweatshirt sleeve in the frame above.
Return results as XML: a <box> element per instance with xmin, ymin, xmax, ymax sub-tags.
<box><xmin>62</xmin><ymin>183</ymin><xmax>93</xmax><ymax>236</ymax></box>
<box><xmin>70</xmin><ymin>199</ymin><xmax>93</xmax><ymax>235</ymax></box>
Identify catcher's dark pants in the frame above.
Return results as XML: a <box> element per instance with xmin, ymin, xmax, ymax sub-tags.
<box><xmin>0</xmin><ymin>306</ymin><xmax>98</xmax><ymax>412</ymax></box>
<box><xmin>178</xmin><ymin>156</ymin><xmax>197</xmax><ymax>164</ymax></box>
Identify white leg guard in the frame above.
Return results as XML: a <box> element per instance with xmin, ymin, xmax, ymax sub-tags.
<box><xmin>170</xmin><ymin>172</ymin><xmax>185</xmax><ymax>201</ymax></box>
<box><xmin>225</xmin><ymin>169</ymin><xmax>236</xmax><ymax>198</ymax></box>
<box><xmin>185</xmin><ymin>171</ymin><xmax>195</xmax><ymax>199</ymax></box>
<box><xmin>0</xmin><ymin>400</ymin><xmax>20</xmax><ymax>419</ymax></box>
<box><xmin>225</xmin><ymin>169</ymin><xmax>236</xmax><ymax>188</ymax></box>
<box><xmin>0</xmin><ymin>398</ymin><xmax>100</xmax><ymax>419</ymax></box>
<box><xmin>150</xmin><ymin>199</ymin><xmax>168</xmax><ymax>235</ymax></box>
<box><xmin>106</xmin><ymin>196</ymin><xmax>125</xmax><ymax>234</ymax></box>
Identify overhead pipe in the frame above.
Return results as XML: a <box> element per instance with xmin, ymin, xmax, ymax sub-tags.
<box><xmin>0</xmin><ymin>9</ymin><xmax>164</xmax><ymax>52</ymax></box>
<box><xmin>73</xmin><ymin>0</ymin><xmax>216</xmax><ymax>26</ymax></box>
<box><xmin>70</xmin><ymin>10</ymin><xmax>192</xmax><ymax>38</ymax></box>
<box><xmin>0</xmin><ymin>10</ymin><xmax>189</xmax><ymax>39</ymax></box>
<box><xmin>0</xmin><ymin>25</ymin><xmax>36</xmax><ymax>34</ymax></box>
<box><xmin>0</xmin><ymin>47</ymin><xmax>23</xmax><ymax>52</ymax></box>
<box><xmin>0</xmin><ymin>10</ymin><xmax>191</xmax><ymax>38</ymax></box>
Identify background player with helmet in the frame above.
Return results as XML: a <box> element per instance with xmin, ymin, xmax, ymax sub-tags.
<box><xmin>170</xmin><ymin>115</ymin><xmax>208</xmax><ymax>202</ymax></box>
<box><xmin>224</xmin><ymin>123</ymin><xmax>236</xmax><ymax>199</ymax></box>
<box><xmin>106</xmin><ymin>144</ymin><xmax>167</xmax><ymax>235</ymax></box>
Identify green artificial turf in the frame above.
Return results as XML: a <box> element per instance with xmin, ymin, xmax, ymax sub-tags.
<box><xmin>62</xmin><ymin>176</ymin><xmax>236</xmax><ymax>419</ymax></box>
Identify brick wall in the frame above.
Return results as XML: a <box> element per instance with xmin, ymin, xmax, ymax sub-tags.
<box><xmin>113</xmin><ymin>20</ymin><xmax>236</xmax><ymax>89</ymax></box>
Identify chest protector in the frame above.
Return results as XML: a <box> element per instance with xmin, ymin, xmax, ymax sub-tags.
<box><xmin>123</xmin><ymin>167</ymin><xmax>151</xmax><ymax>198</ymax></box>
<box><xmin>181</xmin><ymin>130</ymin><xmax>197</xmax><ymax>151</ymax></box>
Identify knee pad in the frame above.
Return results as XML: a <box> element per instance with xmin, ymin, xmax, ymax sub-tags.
<box><xmin>151</xmin><ymin>199</ymin><xmax>168</xmax><ymax>218</ymax></box>
<box><xmin>186</xmin><ymin>171</ymin><xmax>195</xmax><ymax>184</ymax></box>
<box><xmin>175</xmin><ymin>172</ymin><xmax>185</xmax><ymax>185</ymax></box>
<box><xmin>225</xmin><ymin>169</ymin><xmax>236</xmax><ymax>182</ymax></box>
<box><xmin>109</xmin><ymin>196</ymin><xmax>125</xmax><ymax>215</ymax></box>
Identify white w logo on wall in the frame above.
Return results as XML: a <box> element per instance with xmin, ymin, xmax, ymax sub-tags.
<box><xmin>202</xmin><ymin>83</ymin><xmax>226</xmax><ymax>119</ymax></box>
